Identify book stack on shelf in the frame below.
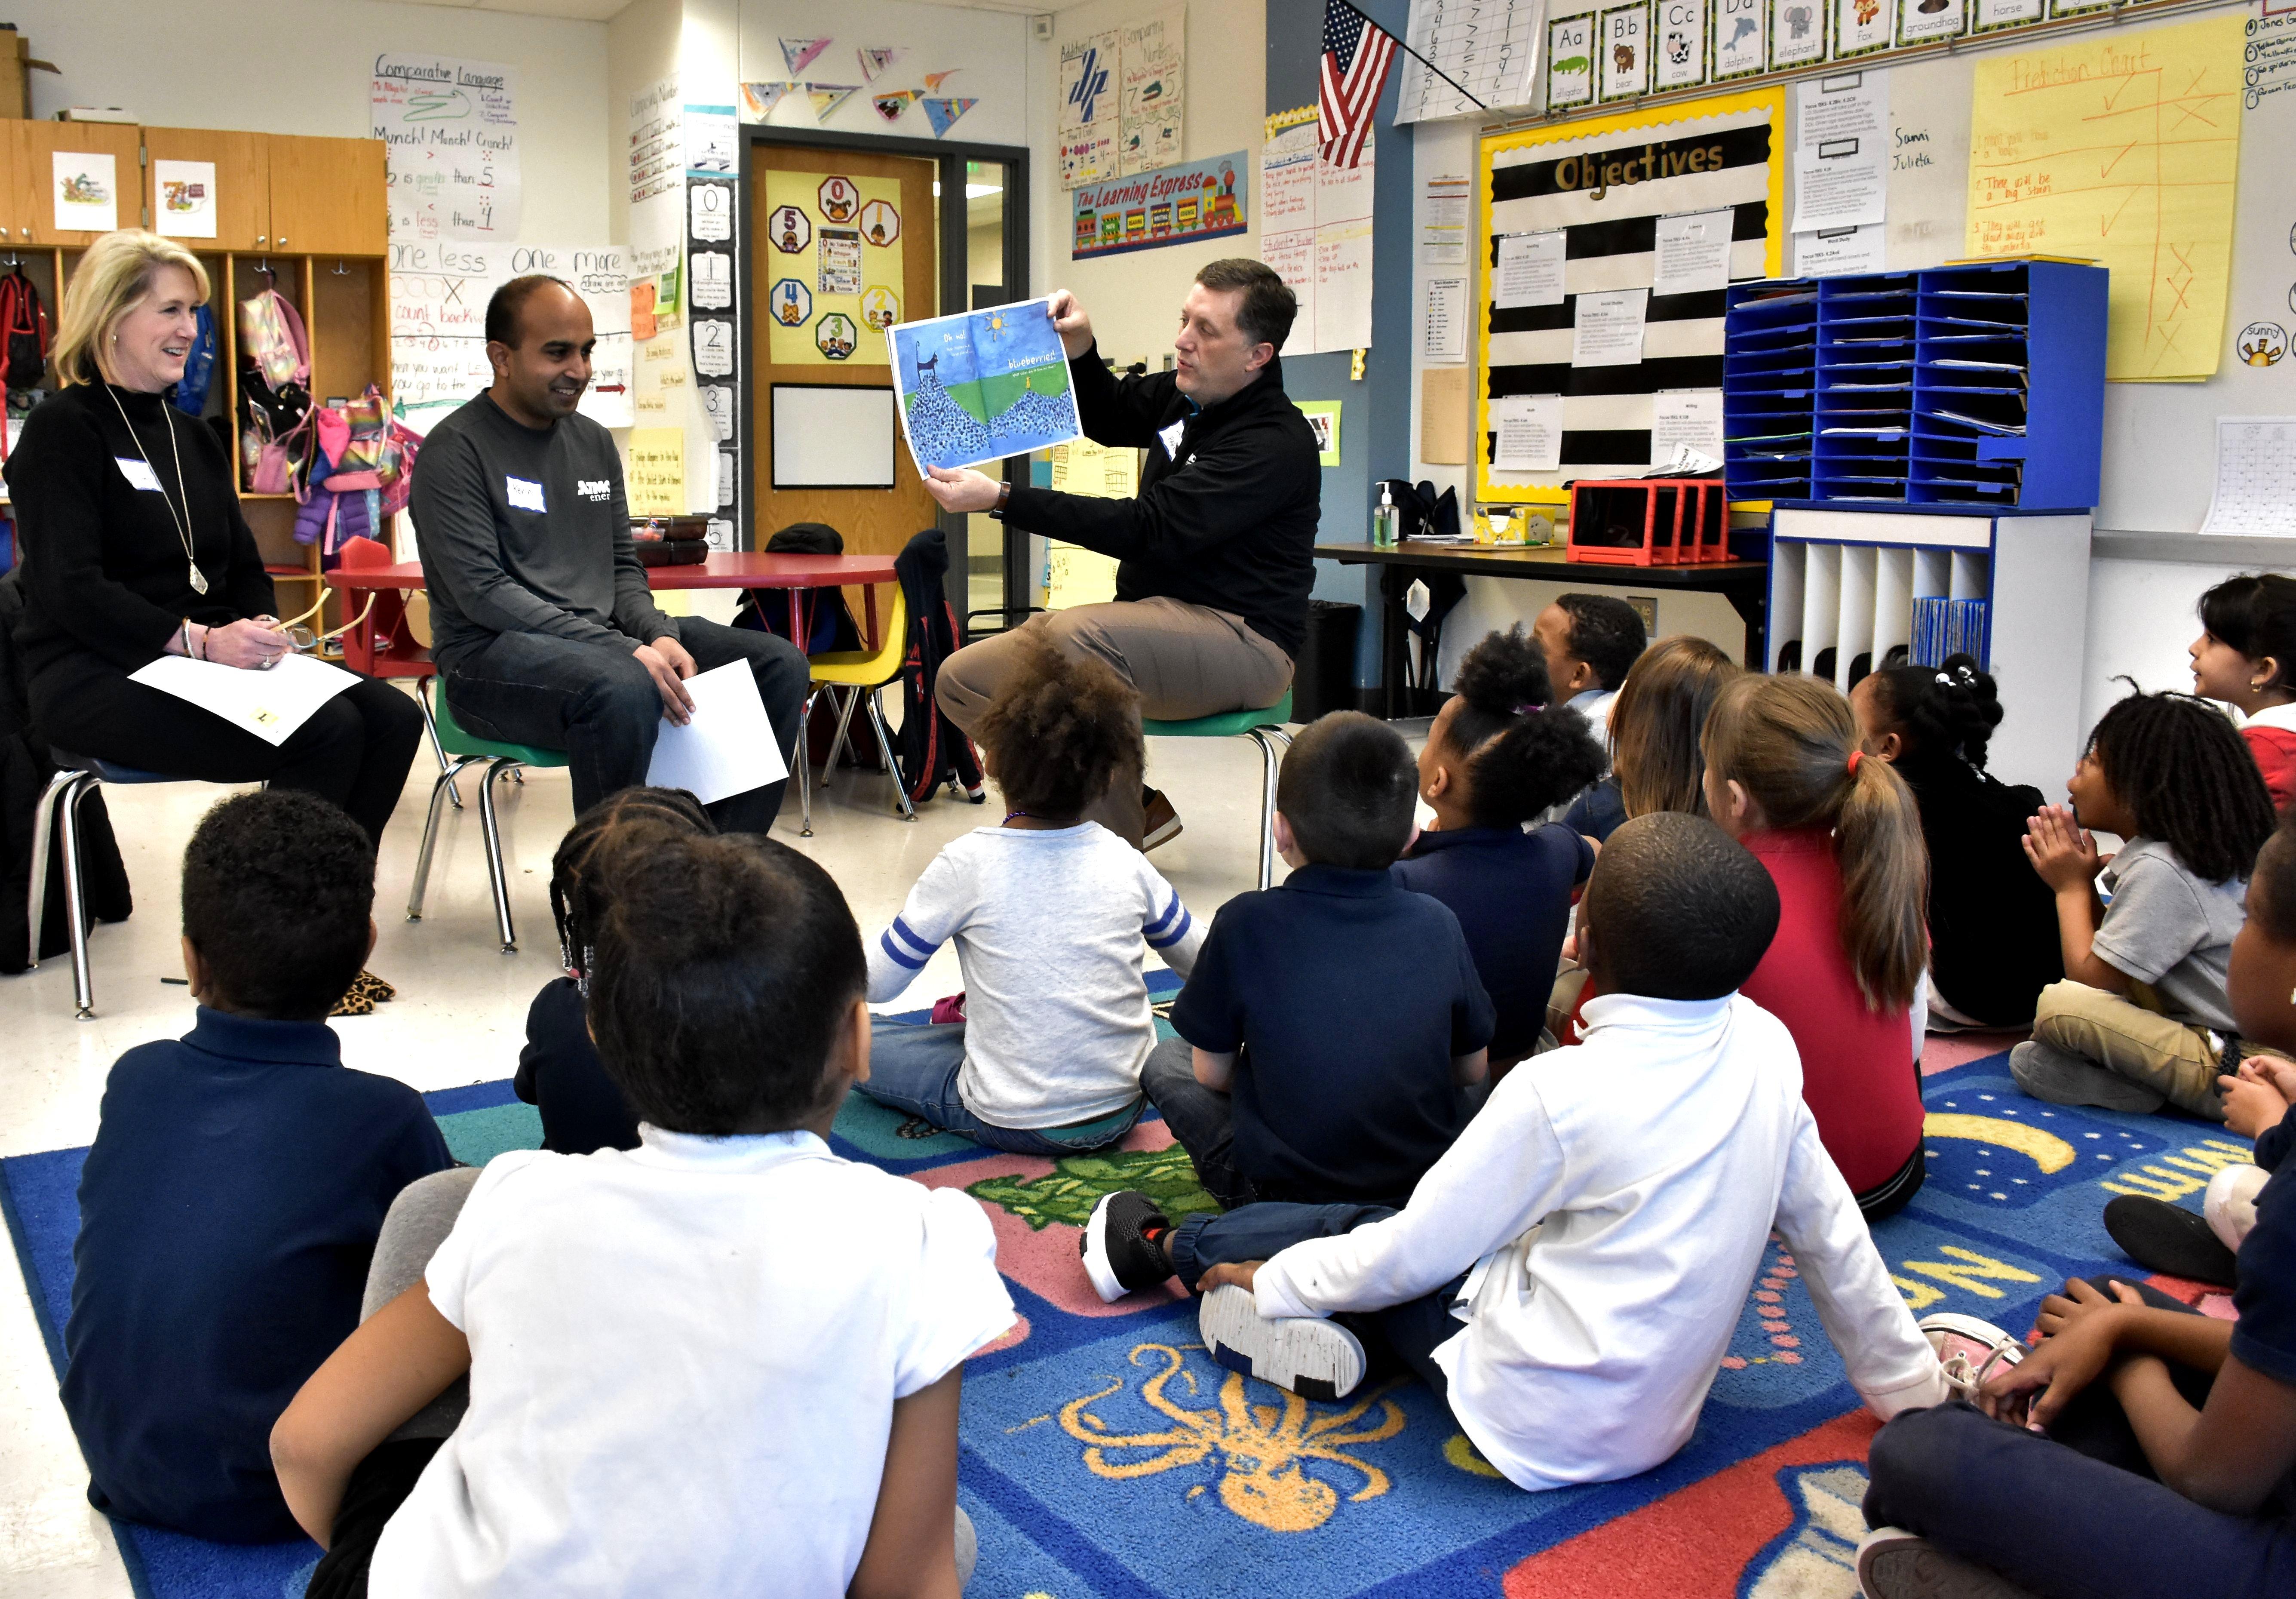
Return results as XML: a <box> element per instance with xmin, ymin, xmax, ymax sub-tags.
<box><xmin>1910</xmin><ymin>593</ymin><xmax>1991</xmax><ymax>666</ymax></box>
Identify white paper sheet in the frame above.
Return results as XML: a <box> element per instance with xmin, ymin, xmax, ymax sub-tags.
<box><xmin>1572</xmin><ymin>288</ymin><xmax>1649</xmax><ymax>367</ymax></box>
<box><xmin>152</xmin><ymin>160</ymin><xmax>217</xmax><ymax>240</ymax></box>
<box><xmin>1423</xmin><ymin>277</ymin><xmax>1467</xmax><ymax>362</ymax></box>
<box><xmin>1652</xmin><ymin>210</ymin><xmax>1735</xmax><ymax>297</ymax></box>
<box><xmin>1491</xmin><ymin>394</ymin><xmax>1565</xmax><ymax>471</ymax></box>
<box><xmin>1493</xmin><ymin>231</ymin><xmax>1566</xmax><ymax>309</ymax></box>
<box><xmin>1794</xmin><ymin>223</ymin><xmax>1888</xmax><ymax>276</ymax></box>
<box><xmin>52</xmin><ymin>151</ymin><xmax>118</xmax><ymax>234</ymax></box>
<box><xmin>127</xmin><ymin>654</ymin><xmax>361</xmax><ymax>747</ymax></box>
<box><xmin>1792</xmin><ymin>72</ymin><xmax>1888</xmax><ymax>234</ymax></box>
<box><xmin>1651</xmin><ymin>390</ymin><xmax>1726</xmax><ymax>464</ymax></box>
<box><xmin>645</xmin><ymin>663</ymin><xmax>792</xmax><ymax>805</ymax></box>
<box><xmin>2201</xmin><ymin>417</ymin><xmax>2296</xmax><ymax>536</ymax></box>
<box><xmin>371</xmin><ymin>54</ymin><xmax>521</xmax><ymax>243</ymax></box>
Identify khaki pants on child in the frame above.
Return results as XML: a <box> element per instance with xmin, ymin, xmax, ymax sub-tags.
<box><xmin>2020</xmin><ymin>980</ymin><xmax>2227</xmax><ymax>1119</ymax></box>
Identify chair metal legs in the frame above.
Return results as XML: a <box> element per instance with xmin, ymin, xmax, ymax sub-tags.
<box><xmin>407</xmin><ymin>753</ymin><xmax>522</xmax><ymax>952</ymax></box>
<box><xmin>795</xmin><ymin>686</ymin><xmax>819</xmax><ymax>837</ymax></box>
<box><xmin>861</xmin><ymin>689</ymin><xmax>916</xmax><ymax>821</ymax></box>
<box><xmin>25</xmin><ymin>768</ymin><xmax>101</xmax><ymax>1018</ymax></box>
<box><xmin>417</xmin><ymin>677</ymin><xmax>463</xmax><ymax>810</ymax></box>
<box><xmin>801</xmin><ymin>683</ymin><xmax>913</xmax><ymax>828</ymax></box>
<box><xmin>408</xmin><ymin>755</ymin><xmax>482</xmax><ymax>923</ymax></box>
<box><xmin>1244</xmin><ymin>726</ymin><xmax>1294</xmax><ymax>892</ymax></box>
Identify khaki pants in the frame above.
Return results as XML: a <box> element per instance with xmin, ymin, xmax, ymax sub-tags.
<box><xmin>2029</xmin><ymin>979</ymin><xmax>2226</xmax><ymax>1119</ymax></box>
<box><xmin>935</xmin><ymin>596</ymin><xmax>1293</xmax><ymax>847</ymax></box>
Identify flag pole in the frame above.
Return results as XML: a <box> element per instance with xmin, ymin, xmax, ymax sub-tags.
<box><xmin>1335</xmin><ymin>0</ymin><xmax>1492</xmax><ymax>112</ymax></box>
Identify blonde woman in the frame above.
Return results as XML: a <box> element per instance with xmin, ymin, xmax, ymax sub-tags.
<box><xmin>6</xmin><ymin>230</ymin><xmax>420</xmax><ymax>857</ymax></box>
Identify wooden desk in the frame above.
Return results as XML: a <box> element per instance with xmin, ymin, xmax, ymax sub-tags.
<box><xmin>1315</xmin><ymin>541</ymin><xmax>1769</xmax><ymax>716</ymax></box>
<box><xmin>324</xmin><ymin>553</ymin><xmax>900</xmax><ymax>676</ymax></box>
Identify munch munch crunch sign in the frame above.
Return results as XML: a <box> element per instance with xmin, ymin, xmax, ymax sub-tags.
<box><xmin>1071</xmin><ymin>152</ymin><xmax>1248</xmax><ymax>260</ymax></box>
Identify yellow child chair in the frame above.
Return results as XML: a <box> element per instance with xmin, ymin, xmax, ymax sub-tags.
<box><xmin>797</xmin><ymin>586</ymin><xmax>916</xmax><ymax>837</ymax></box>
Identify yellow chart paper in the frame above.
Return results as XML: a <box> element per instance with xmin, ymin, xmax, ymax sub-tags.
<box><xmin>627</xmin><ymin>427</ymin><xmax>687</xmax><ymax>517</ymax></box>
<box><xmin>1966</xmin><ymin>15</ymin><xmax>2244</xmax><ymax>381</ymax></box>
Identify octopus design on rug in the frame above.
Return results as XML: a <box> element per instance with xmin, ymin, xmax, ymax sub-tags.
<box><xmin>1059</xmin><ymin>1343</ymin><xmax>1407</xmax><ymax>1531</ymax></box>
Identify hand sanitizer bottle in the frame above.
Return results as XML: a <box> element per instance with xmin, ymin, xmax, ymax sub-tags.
<box><xmin>1372</xmin><ymin>482</ymin><xmax>1400</xmax><ymax>548</ymax></box>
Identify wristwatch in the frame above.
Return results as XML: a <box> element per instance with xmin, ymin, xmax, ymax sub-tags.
<box><xmin>988</xmin><ymin>479</ymin><xmax>1013</xmax><ymax>520</ymax></box>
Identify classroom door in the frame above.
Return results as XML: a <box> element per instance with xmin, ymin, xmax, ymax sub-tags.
<box><xmin>749</xmin><ymin>144</ymin><xmax>939</xmax><ymax>562</ymax></box>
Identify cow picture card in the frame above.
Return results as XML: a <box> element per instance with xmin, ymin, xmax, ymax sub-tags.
<box><xmin>1653</xmin><ymin>0</ymin><xmax>1710</xmax><ymax>89</ymax></box>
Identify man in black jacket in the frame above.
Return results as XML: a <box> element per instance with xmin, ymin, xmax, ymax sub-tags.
<box><xmin>922</xmin><ymin>258</ymin><xmax>1319</xmax><ymax>850</ymax></box>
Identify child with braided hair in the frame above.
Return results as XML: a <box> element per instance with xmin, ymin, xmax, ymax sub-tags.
<box><xmin>1395</xmin><ymin>625</ymin><xmax>1605</xmax><ymax>1072</ymax></box>
<box><xmin>2014</xmin><ymin>686</ymin><xmax>2278</xmax><ymax>1120</ymax></box>
<box><xmin>1853</xmin><ymin>653</ymin><xmax>2062</xmax><ymax>1028</ymax></box>
<box><xmin>514</xmin><ymin>787</ymin><xmax>717</xmax><ymax>1155</ymax></box>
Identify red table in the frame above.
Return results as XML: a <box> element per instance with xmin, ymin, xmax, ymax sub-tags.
<box><xmin>323</xmin><ymin>551</ymin><xmax>900</xmax><ymax>676</ymax></box>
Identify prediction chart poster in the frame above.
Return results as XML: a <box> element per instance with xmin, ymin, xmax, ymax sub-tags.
<box><xmin>1477</xmin><ymin>87</ymin><xmax>1785</xmax><ymax>503</ymax></box>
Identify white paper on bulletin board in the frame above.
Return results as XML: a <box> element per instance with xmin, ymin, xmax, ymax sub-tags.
<box><xmin>52</xmin><ymin>152</ymin><xmax>117</xmax><ymax>234</ymax></box>
<box><xmin>371</xmin><ymin>53</ymin><xmax>521</xmax><ymax>243</ymax></box>
<box><xmin>1261</xmin><ymin>107</ymin><xmax>1375</xmax><ymax>356</ymax></box>
<box><xmin>389</xmin><ymin>242</ymin><xmax>629</xmax><ymax>434</ymax></box>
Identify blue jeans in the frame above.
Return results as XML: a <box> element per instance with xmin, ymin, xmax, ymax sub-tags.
<box><xmin>440</xmin><ymin>617</ymin><xmax>809</xmax><ymax>830</ymax></box>
<box><xmin>861</xmin><ymin>1021</ymin><xmax>1146</xmax><ymax>1156</ymax></box>
<box><xmin>1168</xmin><ymin>1200</ymin><xmax>1468</xmax><ymax>1405</ymax></box>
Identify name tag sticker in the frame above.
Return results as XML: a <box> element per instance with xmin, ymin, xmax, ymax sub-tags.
<box><xmin>1157</xmin><ymin>420</ymin><xmax>1187</xmax><ymax>460</ymax></box>
<box><xmin>115</xmin><ymin>457</ymin><xmax>163</xmax><ymax>492</ymax></box>
<box><xmin>506</xmin><ymin>476</ymin><xmax>547</xmax><ymax>513</ymax></box>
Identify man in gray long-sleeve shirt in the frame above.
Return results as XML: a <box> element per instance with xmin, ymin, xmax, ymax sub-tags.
<box><xmin>410</xmin><ymin>276</ymin><xmax>807</xmax><ymax>828</ymax></box>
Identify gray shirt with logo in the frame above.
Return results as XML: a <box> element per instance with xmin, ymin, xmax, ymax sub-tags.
<box><xmin>409</xmin><ymin>392</ymin><xmax>675</xmax><ymax>672</ymax></box>
<box><xmin>2091</xmin><ymin>837</ymin><xmax>2247</xmax><ymax>1033</ymax></box>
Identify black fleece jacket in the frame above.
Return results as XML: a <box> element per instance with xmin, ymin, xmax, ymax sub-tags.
<box><xmin>1004</xmin><ymin>346</ymin><xmax>1320</xmax><ymax>658</ymax></box>
<box><xmin>6</xmin><ymin>383</ymin><xmax>273</xmax><ymax>690</ymax></box>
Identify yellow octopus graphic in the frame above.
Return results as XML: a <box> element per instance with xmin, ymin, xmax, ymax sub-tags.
<box><xmin>1058</xmin><ymin>1343</ymin><xmax>1406</xmax><ymax>1533</ymax></box>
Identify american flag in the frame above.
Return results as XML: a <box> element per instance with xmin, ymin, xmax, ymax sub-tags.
<box><xmin>1318</xmin><ymin>0</ymin><xmax>1397</xmax><ymax>169</ymax></box>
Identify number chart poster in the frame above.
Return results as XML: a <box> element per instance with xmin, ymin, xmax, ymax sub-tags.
<box><xmin>763</xmin><ymin>170</ymin><xmax>906</xmax><ymax>366</ymax></box>
<box><xmin>1070</xmin><ymin>150</ymin><xmax>1248</xmax><ymax>260</ymax></box>
<box><xmin>1477</xmin><ymin>88</ymin><xmax>1785</xmax><ymax>503</ymax></box>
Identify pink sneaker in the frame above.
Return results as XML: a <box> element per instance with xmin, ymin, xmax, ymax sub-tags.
<box><xmin>1918</xmin><ymin>1313</ymin><xmax>2023</xmax><ymax>1403</ymax></box>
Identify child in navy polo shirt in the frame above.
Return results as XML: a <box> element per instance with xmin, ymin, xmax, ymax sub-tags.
<box><xmin>1136</xmin><ymin>711</ymin><xmax>1495</xmax><ymax>1215</ymax></box>
<box><xmin>1395</xmin><ymin>626</ymin><xmax>1604</xmax><ymax>1076</ymax></box>
<box><xmin>60</xmin><ymin>790</ymin><xmax>451</xmax><ymax>1542</ymax></box>
<box><xmin>1858</xmin><ymin>812</ymin><xmax>2296</xmax><ymax>1599</ymax></box>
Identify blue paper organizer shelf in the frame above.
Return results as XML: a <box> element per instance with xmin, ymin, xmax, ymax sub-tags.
<box><xmin>1722</xmin><ymin>260</ymin><xmax>2107</xmax><ymax>511</ymax></box>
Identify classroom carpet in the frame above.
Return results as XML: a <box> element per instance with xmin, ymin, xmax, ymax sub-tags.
<box><xmin>0</xmin><ymin>984</ymin><xmax>2252</xmax><ymax>1599</ymax></box>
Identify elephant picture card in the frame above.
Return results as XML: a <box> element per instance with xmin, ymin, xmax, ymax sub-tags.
<box><xmin>1769</xmin><ymin>0</ymin><xmax>1826</xmax><ymax>68</ymax></box>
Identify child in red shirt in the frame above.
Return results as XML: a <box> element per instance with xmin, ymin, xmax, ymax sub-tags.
<box><xmin>2191</xmin><ymin>573</ymin><xmax>2296</xmax><ymax>811</ymax></box>
<box><xmin>1704</xmin><ymin>673</ymin><xmax>1929</xmax><ymax>1218</ymax></box>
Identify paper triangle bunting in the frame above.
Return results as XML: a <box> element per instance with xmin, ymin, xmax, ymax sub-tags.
<box><xmin>871</xmin><ymin>90</ymin><xmax>917</xmax><ymax>123</ymax></box>
<box><xmin>856</xmin><ymin>46</ymin><xmax>904</xmax><ymax>82</ymax></box>
<box><xmin>921</xmin><ymin>97</ymin><xmax>979</xmax><ymax>138</ymax></box>
<box><xmin>806</xmin><ymin>83</ymin><xmax>861</xmax><ymax>123</ymax></box>
<box><xmin>781</xmin><ymin>36</ymin><xmax>833</xmax><ymax>77</ymax></box>
<box><xmin>739</xmin><ymin>81</ymin><xmax>792</xmax><ymax>121</ymax></box>
<box><xmin>921</xmin><ymin>69</ymin><xmax>961</xmax><ymax>93</ymax></box>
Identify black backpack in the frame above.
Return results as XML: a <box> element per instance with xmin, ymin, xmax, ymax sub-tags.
<box><xmin>0</xmin><ymin>268</ymin><xmax>49</xmax><ymax>459</ymax></box>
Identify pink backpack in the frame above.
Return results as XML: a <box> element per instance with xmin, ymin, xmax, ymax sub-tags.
<box><xmin>237</xmin><ymin>286</ymin><xmax>309</xmax><ymax>390</ymax></box>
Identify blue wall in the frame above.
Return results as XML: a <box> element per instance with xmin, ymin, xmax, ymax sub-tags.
<box><xmin>1266</xmin><ymin>0</ymin><xmax>1415</xmax><ymax>691</ymax></box>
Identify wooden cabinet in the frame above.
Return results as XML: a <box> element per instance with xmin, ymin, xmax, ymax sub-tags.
<box><xmin>141</xmin><ymin>126</ymin><xmax>270</xmax><ymax>250</ymax></box>
<box><xmin>13</xmin><ymin>120</ymin><xmax>142</xmax><ymax>246</ymax></box>
<box><xmin>268</xmin><ymin>135</ymin><xmax>387</xmax><ymax>257</ymax></box>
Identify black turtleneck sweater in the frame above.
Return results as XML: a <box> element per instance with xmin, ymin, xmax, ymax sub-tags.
<box><xmin>6</xmin><ymin>382</ymin><xmax>273</xmax><ymax>689</ymax></box>
<box><xmin>1004</xmin><ymin>346</ymin><xmax>1321</xmax><ymax>658</ymax></box>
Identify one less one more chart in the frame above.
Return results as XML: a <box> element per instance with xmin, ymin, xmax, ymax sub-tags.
<box><xmin>889</xmin><ymin>298</ymin><xmax>1083</xmax><ymax>473</ymax></box>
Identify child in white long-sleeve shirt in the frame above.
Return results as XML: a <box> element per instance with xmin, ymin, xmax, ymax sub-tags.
<box><xmin>863</xmin><ymin>640</ymin><xmax>1206</xmax><ymax>1154</ymax></box>
<box><xmin>1084</xmin><ymin>812</ymin><xmax>1948</xmax><ymax>1489</ymax></box>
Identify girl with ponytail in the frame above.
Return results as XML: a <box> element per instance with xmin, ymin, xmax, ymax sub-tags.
<box><xmin>1703</xmin><ymin>673</ymin><xmax>1930</xmax><ymax>1218</ymax></box>
<box><xmin>1853</xmin><ymin>653</ymin><xmax>2062</xmax><ymax>1028</ymax></box>
<box><xmin>1396</xmin><ymin>624</ymin><xmax>1608</xmax><ymax>1071</ymax></box>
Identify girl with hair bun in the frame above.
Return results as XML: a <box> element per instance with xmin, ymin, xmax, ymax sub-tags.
<box><xmin>1853</xmin><ymin>653</ymin><xmax>2062</xmax><ymax>1028</ymax></box>
<box><xmin>2191</xmin><ymin>572</ymin><xmax>2296</xmax><ymax>809</ymax></box>
<box><xmin>1704</xmin><ymin>673</ymin><xmax>1930</xmax><ymax>1218</ymax></box>
<box><xmin>1395</xmin><ymin>624</ymin><xmax>1607</xmax><ymax>1072</ymax></box>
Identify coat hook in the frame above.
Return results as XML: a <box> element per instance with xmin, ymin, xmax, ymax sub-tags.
<box><xmin>332</xmin><ymin>258</ymin><xmax>349</xmax><ymax>276</ymax></box>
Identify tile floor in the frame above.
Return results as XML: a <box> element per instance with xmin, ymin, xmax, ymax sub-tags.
<box><xmin>0</xmin><ymin>695</ymin><xmax>1305</xmax><ymax>1596</ymax></box>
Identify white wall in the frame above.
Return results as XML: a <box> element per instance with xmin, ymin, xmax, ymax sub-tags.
<box><xmin>18</xmin><ymin>0</ymin><xmax>613</xmax><ymax>247</ymax></box>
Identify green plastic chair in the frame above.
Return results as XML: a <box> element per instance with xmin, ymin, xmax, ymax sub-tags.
<box><xmin>1139</xmin><ymin>690</ymin><xmax>1295</xmax><ymax>890</ymax></box>
<box><xmin>409</xmin><ymin>682</ymin><xmax>570</xmax><ymax>952</ymax></box>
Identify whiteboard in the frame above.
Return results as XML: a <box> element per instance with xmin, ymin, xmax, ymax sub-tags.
<box><xmin>770</xmin><ymin>384</ymin><xmax>896</xmax><ymax>489</ymax></box>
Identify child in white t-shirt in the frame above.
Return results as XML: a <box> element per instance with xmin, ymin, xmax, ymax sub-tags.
<box><xmin>862</xmin><ymin>637</ymin><xmax>1207</xmax><ymax>1154</ymax></box>
<box><xmin>270</xmin><ymin>827</ymin><xmax>1014</xmax><ymax>1598</ymax></box>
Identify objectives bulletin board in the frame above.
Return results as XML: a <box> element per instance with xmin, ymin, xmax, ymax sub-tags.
<box><xmin>1476</xmin><ymin>86</ymin><xmax>1786</xmax><ymax>505</ymax></box>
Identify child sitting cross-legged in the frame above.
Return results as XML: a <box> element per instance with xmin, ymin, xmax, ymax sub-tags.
<box><xmin>1856</xmin><ymin>809</ymin><xmax>2296</xmax><ymax>1599</ymax></box>
<box><xmin>270</xmin><ymin>825</ymin><xmax>1014</xmax><ymax>1595</ymax></box>
<box><xmin>2013</xmin><ymin>686</ymin><xmax>2277</xmax><ymax>1120</ymax></box>
<box><xmin>1394</xmin><ymin>624</ymin><xmax>1605</xmax><ymax>1073</ymax></box>
<box><xmin>1086</xmin><ymin>812</ymin><xmax>1948</xmax><ymax>1490</ymax></box>
<box><xmin>1135</xmin><ymin>710</ymin><xmax>1495</xmax><ymax>1218</ymax></box>
<box><xmin>860</xmin><ymin>638</ymin><xmax>1205</xmax><ymax>1153</ymax></box>
<box><xmin>514</xmin><ymin>787</ymin><xmax>716</xmax><ymax>1156</ymax></box>
<box><xmin>61</xmin><ymin>790</ymin><xmax>453</xmax><ymax>1542</ymax></box>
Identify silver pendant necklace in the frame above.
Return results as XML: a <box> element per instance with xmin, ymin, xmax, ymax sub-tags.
<box><xmin>105</xmin><ymin>384</ymin><xmax>206</xmax><ymax>595</ymax></box>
